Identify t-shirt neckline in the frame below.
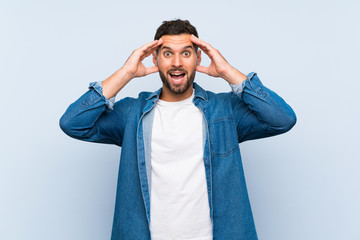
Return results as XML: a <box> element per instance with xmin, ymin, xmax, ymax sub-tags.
<box><xmin>157</xmin><ymin>88</ymin><xmax>195</xmax><ymax>106</ymax></box>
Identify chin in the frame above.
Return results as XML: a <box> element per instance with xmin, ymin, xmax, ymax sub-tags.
<box><xmin>159</xmin><ymin>70</ymin><xmax>195</xmax><ymax>95</ymax></box>
<box><xmin>166</xmin><ymin>77</ymin><xmax>193</xmax><ymax>95</ymax></box>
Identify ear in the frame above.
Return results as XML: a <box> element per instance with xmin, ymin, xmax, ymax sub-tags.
<box><xmin>152</xmin><ymin>52</ymin><xmax>158</xmax><ymax>66</ymax></box>
<box><xmin>196</xmin><ymin>50</ymin><xmax>202</xmax><ymax>66</ymax></box>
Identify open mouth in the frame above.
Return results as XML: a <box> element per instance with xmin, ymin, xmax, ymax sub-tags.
<box><xmin>168</xmin><ymin>71</ymin><xmax>186</xmax><ymax>83</ymax></box>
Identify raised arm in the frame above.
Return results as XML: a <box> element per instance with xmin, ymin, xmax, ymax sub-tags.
<box><xmin>232</xmin><ymin>72</ymin><xmax>296</xmax><ymax>142</ymax></box>
<box><xmin>102</xmin><ymin>39</ymin><xmax>163</xmax><ymax>98</ymax></box>
<box><xmin>190</xmin><ymin>35</ymin><xmax>296</xmax><ymax>142</ymax></box>
<box><xmin>59</xmin><ymin>39</ymin><xmax>163</xmax><ymax>145</ymax></box>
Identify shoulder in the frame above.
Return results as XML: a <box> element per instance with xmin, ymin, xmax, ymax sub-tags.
<box><xmin>204</xmin><ymin>88</ymin><xmax>245</xmax><ymax>107</ymax></box>
<box><xmin>194</xmin><ymin>82</ymin><xmax>233</xmax><ymax>102</ymax></box>
<box><xmin>112</xmin><ymin>91</ymin><xmax>153</xmax><ymax>112</ymax></box>
<box><xmin>197</xmin><ymin>86</ymin><xmax>247</xmax><ymax>118</ymax></box>
<box><xmin>117</xmin><ymin>91</ymin><xmax>153</xmax><ymax>103</ymax></box>
<box><xmin>200</xmin><ymin>87</ymin><xmax>236</xmax><ymax>106</ymax></box>
<box><xmin>206</xmin><ymin>90</ymin><xmax>233</xmax><ymax>100</ymax></box>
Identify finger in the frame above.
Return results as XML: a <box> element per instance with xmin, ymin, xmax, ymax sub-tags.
<box><xmin>196</xmin><ymin>65</ymin><xmax>209</xmax><ymax>75</ymax></box>
<box><xmin>145</xmin><ymin>66</ymin><xmax>159</xmax><ymax>75</ymax></box>
<box><xmin>141</xmin><ymin>38</ymin><xmax>163</xmax><ymax>54</ymax></box>
<box><xmin>139</xmin><ymin>39</ymin><xmax>163</xmax><ymax>61</ymax></box>
<box><xmin>139</xmin><ymin>51</ymin><xmax>153</xmax><ymax>61</ymax></box>
<box><xmin>190</xmin><ymin>35</ymin><xmax>214</xmax><ymax>55</ymax></box>
<box><xmin>140</xmin><ymin>39</ymin><xmax>161</xmax><ymax>51</ymax></box>
<box><xmin>132</xmin><ymin>40</ymin><xmax>160</xmax><ymax>60</ymax></box>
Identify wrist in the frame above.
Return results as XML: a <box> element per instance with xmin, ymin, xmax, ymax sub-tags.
<box><xmin>102</xmin><ymin>68</ymin><xmax>133</xmax><ymax>99</ymax></box>
<box><xmin>223</xmin><ymin>67</ymin><xmax>247</xmax><ymax>85</ymax></box>
<box><xmin>119</xmin><ymin>66</ymin><xmax>137</xmax><ymax>82</ymax></box>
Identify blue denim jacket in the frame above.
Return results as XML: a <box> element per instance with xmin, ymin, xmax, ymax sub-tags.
<box><xmin>60</xmin><ymin>72</ymin><xmax>296</xmax><ymax>239</ymax></box>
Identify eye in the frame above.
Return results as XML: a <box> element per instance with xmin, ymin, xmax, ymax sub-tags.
<box><xmin>164</xmin><ymin>51</ymin><xmax>172</xmax><ymax>57</ymax></box>
<box><xmin>183</xmin><ymin>51</ymin><xmax>191</xmax><ymax>57</ymax></box>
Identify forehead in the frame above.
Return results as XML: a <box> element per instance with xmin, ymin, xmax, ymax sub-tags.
<box><xmin>160</xmin><ymin>34</ymin><xmax>194</xmax><ymax>50</ymax></box>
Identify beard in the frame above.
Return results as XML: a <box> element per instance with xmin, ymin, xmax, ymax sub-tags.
<box><xmin>159</xmin><ymin>67</ymin><xmax>196</xmax><ymax>95</ymax></box>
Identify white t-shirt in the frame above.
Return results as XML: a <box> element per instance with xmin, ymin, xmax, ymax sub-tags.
<box><xmin>150</xmin><ymin>90</ymin><xmax>213</xmax><ymax>240</ymax></box>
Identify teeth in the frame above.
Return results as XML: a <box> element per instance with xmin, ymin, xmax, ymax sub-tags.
<box><xmin>171</xmin><ymin>72</ymin><xmax>183</xmax><ymax>76</ymax></box>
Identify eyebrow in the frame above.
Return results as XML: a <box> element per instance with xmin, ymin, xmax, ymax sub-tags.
<box><xmin>160</xmin><ymin>45</ymin><xmax>194</xmax><ymax>51</ymax></box>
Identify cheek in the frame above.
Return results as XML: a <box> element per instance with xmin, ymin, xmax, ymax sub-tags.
<box><xmin>185</xmin><ymin>58</ymin><xmax>197</xmax><ymax>69</ymax></box>
<box><xmin>156</xmin><ymin>62</ymin><xmax>166</xmax><ymax>73</ymax></box>
<box><xmin>157</xmin><ymin>58</ymin><xmax>170</xmax><ymax>69</ymax></box>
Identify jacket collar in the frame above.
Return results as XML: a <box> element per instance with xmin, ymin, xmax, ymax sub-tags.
<box><xmin>146</xmin><ymin>82</ymin><xmax>208</xmax><ymax>102</ymax></box>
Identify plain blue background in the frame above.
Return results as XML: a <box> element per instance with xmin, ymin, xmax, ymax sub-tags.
<box><xmin>1</xmin><ymin>0</ymin><xmax>359</xmax><ymax>239</ymax></box>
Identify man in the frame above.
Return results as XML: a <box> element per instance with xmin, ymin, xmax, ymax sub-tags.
<box><xmin>60</xmin><ymin>19</ymin><xmax>296</xmax><ymax>240</ymax></box>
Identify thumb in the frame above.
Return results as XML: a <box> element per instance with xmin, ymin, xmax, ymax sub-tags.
<box><xmin>196</xmin><ymin>65</ymin><xmax>209</xmax><ymax>75</ymax></box>
<box><xmin>145</xmin><ymin>66</ymin><xmax>159</xmax><ymax>75</ymax></box>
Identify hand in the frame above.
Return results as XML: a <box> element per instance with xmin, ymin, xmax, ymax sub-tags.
<box><xmin>190</xmin><ymin>35</ymin><xmax>247</xmax><ymax>84</ymax></box>
<box><xmin>102</xmin><ymin>39</ymin><xmax>163</xmax><ymax>99</ymax></box>
<box><xmin>122</xmin><ymin>39</ymin><xmax>164</xmax><ymax>79</ymax></box>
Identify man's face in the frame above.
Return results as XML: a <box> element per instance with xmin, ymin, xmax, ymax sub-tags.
<box><xmin>153</xmin><ymin>34</ymin><xmax>201</xmax><ymax>100</ymax></box>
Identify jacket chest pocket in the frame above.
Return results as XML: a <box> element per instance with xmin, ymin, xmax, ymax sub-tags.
<box><xmin>209</xmin><ymin>116</ymin><xmax>239</xmax><ymax>157</ymax></box>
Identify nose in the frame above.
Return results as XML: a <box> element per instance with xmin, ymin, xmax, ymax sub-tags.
<box><xmin>171</xmin><ymin>54</ymin><xmax>183</xmax><ymax>67</ymax></box>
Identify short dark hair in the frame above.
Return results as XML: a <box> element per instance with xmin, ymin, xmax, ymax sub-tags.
<box><xmin>154</xmin><ymin>19</ymin><xmax>198</xmax><ymax>40</ymax></box>
<box><xmin>154</xmin><ymin>19</ymin><xmax>199</xmax><ymax>52</ymax></box>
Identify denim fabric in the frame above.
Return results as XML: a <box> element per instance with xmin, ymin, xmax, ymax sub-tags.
<box><xmin>60</xmin><ymin>72</ymin><xmax>296</xmax><ymax>239</ymax></box>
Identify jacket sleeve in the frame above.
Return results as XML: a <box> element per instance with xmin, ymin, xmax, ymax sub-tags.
<box><xmin>59</xmin><ymin>82</ymin><xmax>130</xmax><ymax>146</ymax></box>
<box><xmin>231</xmin><ymin>72</ymin><xmax>297</xmax><ymax>143</ymax></box>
